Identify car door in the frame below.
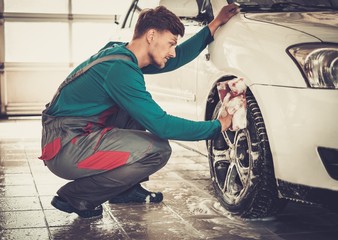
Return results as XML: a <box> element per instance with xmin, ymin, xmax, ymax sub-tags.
<box><xmin>116</xmin><ymin>0</ymin><xmax>202</xmax><ymax>120</ymax></box>
<box><xmin>145</xmin><ymin>22</ymin><xmax>202</xmax><ymax>120</ymax></box>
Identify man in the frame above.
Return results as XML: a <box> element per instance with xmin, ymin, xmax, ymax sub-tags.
<box><xmin>39</xmin><ymin>3</ymin><xmax>239</xmax><ymax>218</ymax></box>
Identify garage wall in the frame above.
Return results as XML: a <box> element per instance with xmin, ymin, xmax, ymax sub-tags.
<box><xmin>0</xmin><ymin>0</ymin><xmax>128</xmax><ymax>116</ymax></box>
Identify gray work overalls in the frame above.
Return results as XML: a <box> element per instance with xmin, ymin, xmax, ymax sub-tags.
<box><xmin>39</xmin><ymin>54</ymin><xmax>172</xmax><ymax>210</ymax></box>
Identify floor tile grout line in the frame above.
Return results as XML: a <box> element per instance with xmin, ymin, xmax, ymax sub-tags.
<box><xmin>0</xmin><ymin>208</ymin><xmax>44</xmax><ymax>213</ymax></box>
<box><xmin>0</xmin><ymin>226</ymin><xmax>49</xmax><ymax>231</ymax></box>
<box><xmin>159</xmin><ymin>171</ymin><xmax>206</xmax><ymax>239</ymax></box>
<box><xmin>163</xmin><ymin>202</ymin><xmax>205</xmax><ymax>239</ymax></box>
<box><xmin>25</xmin><ymin>147</ymin><xmax>53</xmax><ymax>240</ymax></box>
<box><xmin>102</xmin><ymin>203</ymin><xmax>132</xmax><ymax>240</ymax></box>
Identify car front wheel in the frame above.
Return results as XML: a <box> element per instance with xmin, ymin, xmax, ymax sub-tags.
<box><xmin>207</xmin><ymin>90</ymin><xmax>287</xmax><ymax>219</ymax></box>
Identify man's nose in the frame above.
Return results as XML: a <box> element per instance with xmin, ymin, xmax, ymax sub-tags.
<box><xmin>169</xmin><ymin>48</ymin><xmax>176</xmax><ymax>58</ymax></box>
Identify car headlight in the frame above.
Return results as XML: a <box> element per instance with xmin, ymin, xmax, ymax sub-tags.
<box><xmin>287</xmin><ymin>43</ymin><xmax>338</xmax><ymax>89</ymax></box>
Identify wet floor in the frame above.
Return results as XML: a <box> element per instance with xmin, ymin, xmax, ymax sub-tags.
<box><xmin>1</xmin><ymin>118</ymin><xmax>338</xmax><ymax>240</ymax></box>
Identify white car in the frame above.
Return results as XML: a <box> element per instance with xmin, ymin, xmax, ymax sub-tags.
<box><xmin>117</xmin><ymin>0</ymin><xmax>338</xmax><ymax>218</ymax></box>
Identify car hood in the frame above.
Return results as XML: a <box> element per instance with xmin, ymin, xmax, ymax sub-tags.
<box><xmin>245</xmin><ymin>12</ymin><xmax>338</xmax><ymax>42</ymax></box>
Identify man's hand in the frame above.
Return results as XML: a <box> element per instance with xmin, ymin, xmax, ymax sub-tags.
<box><xmin>218</xmin><ymin>112</ymin><xmax>233</xmax><ymax>132</ymax></box>
<box><xmin>208</xmin><ymin>3</ymin><xmax>240</xmax><ymax>36</ymax></box>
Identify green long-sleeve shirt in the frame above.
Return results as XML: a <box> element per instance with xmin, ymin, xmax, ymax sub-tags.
<box><xmin>47</xmin><ymin>26</ymin><xmax>221</xmax><ymax>141</ymax></box>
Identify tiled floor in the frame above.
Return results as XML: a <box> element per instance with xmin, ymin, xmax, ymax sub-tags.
<box><xmin>1</xmin><ymin>119</ymin><xmax>338</xmax><ymax>240</ymax></box>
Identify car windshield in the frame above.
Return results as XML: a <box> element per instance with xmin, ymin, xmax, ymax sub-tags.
<box><xmin>227</xmin><ymin>0</ymin><xmax>338</xmax><ymax>12</ymax></box>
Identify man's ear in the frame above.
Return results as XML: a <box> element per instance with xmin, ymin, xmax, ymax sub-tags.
<box><xmin>146</xmin><ymin>29</ymin><xmax>156</xmax><ymax>44</ymax></box>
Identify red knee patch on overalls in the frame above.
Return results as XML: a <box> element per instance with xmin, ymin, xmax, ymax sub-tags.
<box><xmin>77</xmin><ymin>151</ymin><xmax>130</xmax><ymax>170</ymax></box>
<box><xmin>39</xmin><ymin>137</ymin><xmax>61</xmax><ymax>161</ymax></box>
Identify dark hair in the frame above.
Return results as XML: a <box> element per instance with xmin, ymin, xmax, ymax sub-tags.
<box><xmin>133</xmin><ymin>6</ymin><xmax>185</xmax><ymax>39</ymax></box>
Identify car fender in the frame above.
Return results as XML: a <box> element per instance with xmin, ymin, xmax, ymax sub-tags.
<box><xmin>208</xmin><ymin>14</ymin><xmax>319</xmax><ymax>88</ymax></box>
<box><xmin>196</xmin><ymin>14</ymin><xmax>320</xmax><ymax>168</ymax></box>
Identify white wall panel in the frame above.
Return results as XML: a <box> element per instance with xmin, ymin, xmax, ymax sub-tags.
<box><xmin>1</xmin><ymin>0</ymin><xmax>122</xmax><ymax>116</ymax></box>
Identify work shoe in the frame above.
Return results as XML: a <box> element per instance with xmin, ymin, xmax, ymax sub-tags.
<box><xmin>51</xmin><ymin>196</ymin><xmax>103</xmax><ymax>219</ymax></box>
<box><xmin>109</xmin><ymin>184</ymin><xmax>163</xmax><ymax>204</ymax></box>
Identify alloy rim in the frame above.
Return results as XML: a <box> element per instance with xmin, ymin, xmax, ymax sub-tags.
<box><xmin>211</xmin><ymin>129</ymin><xmax>253</xmax><ymax>204</ymax></box>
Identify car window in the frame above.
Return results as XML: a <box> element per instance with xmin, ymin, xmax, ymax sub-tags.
<box><xmin>227</xmin><ymin>0</ymin><xmax>338</xmax><ymax>12</ymax></box>
<box><xmin>121</xmin><ymin>0</ymin><xmax>210</xmax><ymax>29</ymax></box>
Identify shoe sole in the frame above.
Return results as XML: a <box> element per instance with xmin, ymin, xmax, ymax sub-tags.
<box><xmin>51</xmin><ymin>196</ymin><xmax>103</xmax><ymax>218</ymax></box>
<box><xmin>51</xmin><ymin>196</ymin><xmax>74</xmax><ymax>213</ymax></box>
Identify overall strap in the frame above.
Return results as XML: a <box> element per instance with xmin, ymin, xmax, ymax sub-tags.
<box><xmin>44</xmin><ymin>54</ymin><xmax>132</xmax><ymax>111</ymax></box>
<box><xmin>66</xmin><ymin>54</ymin><xmax>132</xmax><ymax>82</ymax></box>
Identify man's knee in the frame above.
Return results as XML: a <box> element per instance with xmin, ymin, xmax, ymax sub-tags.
<box><xmin>159</xmin><ymin>140</ymin><xmax>172</xmax><ymax>165</ymax></box>
<box><xmin>141</xmin><ymin>139</ymin><xmax>171</xmax><ymax>168</ymax></box>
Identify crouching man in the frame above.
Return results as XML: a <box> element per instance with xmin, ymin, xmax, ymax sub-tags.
<box><xmin>39</xmin><ymin>3</ymin><xmax>239</xmax><ymax>218</ymax></box>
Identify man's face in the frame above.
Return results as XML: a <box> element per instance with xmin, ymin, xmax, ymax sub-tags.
<box><xmin>148</xmin><ymin>30</ymin><xmax>178</xmax><ymax>68</ymax></box>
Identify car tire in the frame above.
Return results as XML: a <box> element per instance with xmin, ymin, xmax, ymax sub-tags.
<box><xmin>207</xmin><ymin>90</ymin><xmax>287</xmax><ymax>219</ymax></box>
